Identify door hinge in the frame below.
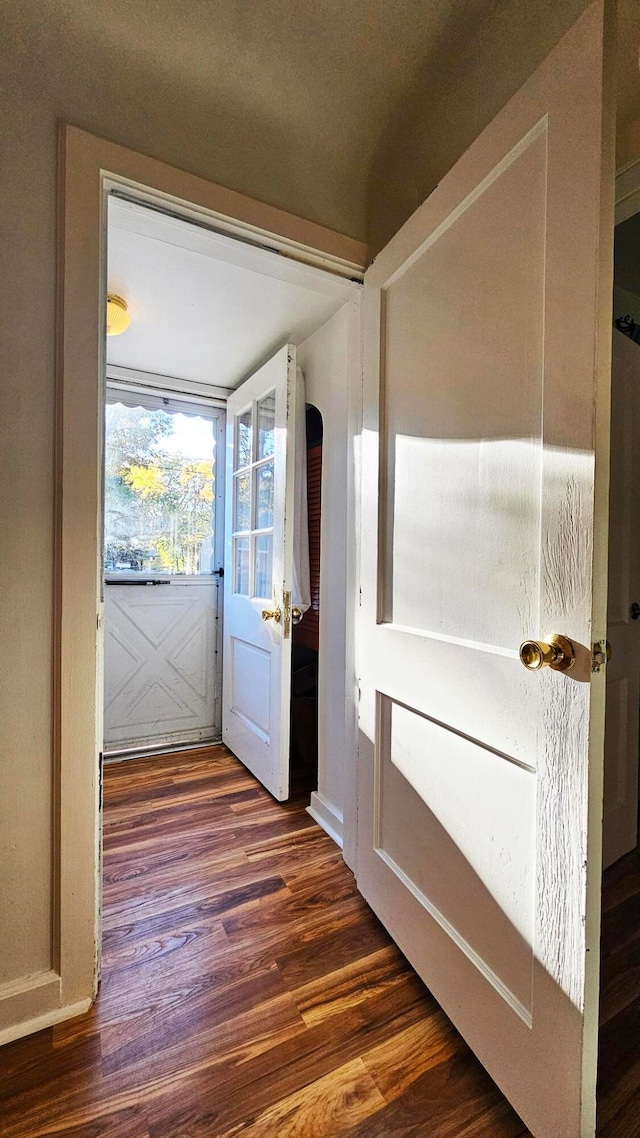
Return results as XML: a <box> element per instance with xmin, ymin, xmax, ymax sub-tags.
<box><xmin>591</xmin><ymin>640</ymin><xmax>612</xmax><ymax>674</ymax></box>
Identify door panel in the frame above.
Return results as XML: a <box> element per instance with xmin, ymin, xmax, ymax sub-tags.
<box><xmin>222</xmin><ymin>346</ymin><xmax>297</xmax><ymax>799</ymax></box>
<box><xmin>104</xmin><ymin>582</ymin><xmax>219</xmax><ymax>750</ymax></box>
<box><xmin>604</xmin><ymin>331</ymin><xmax>640</xmax><ymax>866</ymax></box>
<box><xmin>357</xmin><ymin>4</ymin><xmax>613</xmax><ymax>1137</ymax></box>
<box><xmin>382</xmin><ymin>126</ymin><xmax>545</xmax><ymax>648</ymax></box>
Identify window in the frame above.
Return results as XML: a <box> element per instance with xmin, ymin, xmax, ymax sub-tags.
<box><xmin>232</xmin><ymin>391</ymin><xmax>275</xmax><ymax>598</ymax></box>
<box><xmin>104</xmin><ymin>397</ymin><xmax>218</xmax><ymax>576</ymax></box>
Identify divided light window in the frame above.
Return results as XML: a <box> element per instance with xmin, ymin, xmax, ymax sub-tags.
<box><xmin>104</xmin><ymin>392</ymin><xmax>219</xmax><ymax>577</ymax></box>
<box><xmin>232</xmin><ymin>392</ymin><xmax>275</xmax><ymax>599</ymax></box>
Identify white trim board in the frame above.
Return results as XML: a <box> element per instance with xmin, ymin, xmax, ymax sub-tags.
<box><xmin>107</xmin><ymin>364</ymin><xmax>232</xmax><ymax>404</ymax></box>
<box><xmin>109</xmin><ymin>196</ymin><xmax>363</xmax><ymax>294</ymax></box>
<box><xmin>307</xmin><ymin>792</ymin><xmax>344</xmax><ymax>849</ymax></box>
<box><xmin>0</xmin><ymin>999</ymin><xmax>93</xmax><ymax>1048</ymax></box>
<box><xmin>105</xmin><ymin>185</ymin><xmax>366</xmax><ymax>282</ymax></box>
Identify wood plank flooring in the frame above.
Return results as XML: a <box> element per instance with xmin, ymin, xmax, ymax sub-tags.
<box><xmin>0</xmin><ymin>746</ymin><xmax>637</xmax><ymax>1137</ymax></box>
<box><xmin>596</xmin><ymin>841</ymin><xmax>640</xmax><ymax>1137</ymax></box>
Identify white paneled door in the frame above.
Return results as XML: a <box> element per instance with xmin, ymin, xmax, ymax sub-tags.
<box><xmin>222</xmin><ymin>346</ymin><xmax>297</xmax><ymax>800</ymax></box>
<box><xmin>103</xmin><ymin>390</ymin><xmax>224</xmax><ymax>752</ymax></box>
<box><xmin>357</xmin><ymin>4</ymin><xmax>613</xmax><ymax>1137</ymax></box>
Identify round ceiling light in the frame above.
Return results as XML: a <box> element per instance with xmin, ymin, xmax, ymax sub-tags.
<box><xmin>106</xmin><ymin>293</ymin><xmax>131</xmax><ymax>336</ymax></box>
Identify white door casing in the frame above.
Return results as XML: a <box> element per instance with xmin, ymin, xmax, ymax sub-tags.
<box><xmin>222</xmin><ymin>345</ymin><xmax>297</xmax><ymax>800</ymax></box>
<box><xmin>356</xmin><ymin>4</ymin><xmax>614</xmax><ymax>1138</ymax></box>
<box><xmin>603</xmin><ymin>330</ymin><xmax>640</xmax><ymax>867</ymax></box>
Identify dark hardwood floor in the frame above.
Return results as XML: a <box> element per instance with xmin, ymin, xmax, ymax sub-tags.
<box><xmin>596</xmin><ymin>840</ymin><xmax>640</xmax><ymax>1138</ymax></box>
<box><xmin>0</xmin><ymin>745</ymin><xmax>637</xmax><ymax>1137</ymax></box>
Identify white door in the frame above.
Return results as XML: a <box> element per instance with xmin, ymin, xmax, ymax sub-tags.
<box><xmin>103</xmin><ymin>391</ymin><xmax>224</xmax><ymax>751</ymax></box>
<box><xmin>357</xmin><ymin>4</ymin><xmax>613</xmax><ymax>1137</ymax></box>
<box><xmin>603</xmin><ymin>329</ymin><xmax>640</xmax><ymax>867</ymax></box>
<box><xmin>222</xmin><ymin>345</ymin><xmax>297</xmax><ymax>799</ymax></box>
<box><xmin>104</xmin><ymin>581</ymin><xmax>219</xmax><ymax>750</ymax></box>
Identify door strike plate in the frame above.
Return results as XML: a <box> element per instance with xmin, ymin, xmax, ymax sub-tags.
<box><xmin>283</xmin><ymin>590</ymin><xmax>291</xmax><ymax>639</ymax></box>
<box><xmin>591</xmin><ymin>640</ymin><xmax>611</xmax><ymax>674</ymax></box>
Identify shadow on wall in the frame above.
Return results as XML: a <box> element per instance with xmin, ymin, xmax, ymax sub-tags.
<box><xmin>366</xmin><ymin>0</ymin><xmax>592</xmax><ymax>254</ymax></box>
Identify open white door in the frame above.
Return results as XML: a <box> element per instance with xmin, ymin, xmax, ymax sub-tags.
<box><xmin>357</xmin><ymin>4</ymin><xmax>614</xmax><ymax>1137</ymax></box>
<box><xmin>603</xmin><ymin>330</ymin><xmax>640</xmax><ymax>867</ymax></box>
<box><xmin>222</xmin><ymin>345</ymin><xmax>297</xmax><ymax>800</ymax></box>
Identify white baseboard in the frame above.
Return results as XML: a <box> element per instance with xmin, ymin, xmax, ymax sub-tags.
<box><xmin>0</xmin><ymin>996</ymin><xmax>93</xmax><ymax>1048</ymax></box>
<box><xmin>307</xmin><ymin>791</ymin><xmax>343</xmax><ymax>848</ymax></box>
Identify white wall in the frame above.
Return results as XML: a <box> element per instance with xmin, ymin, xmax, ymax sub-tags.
<box><xmin>298</xmin><ymin>304</ymin><xmax>360</xmax><ymax>856</ymax></box>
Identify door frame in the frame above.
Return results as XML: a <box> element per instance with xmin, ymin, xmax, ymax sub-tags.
<box><xmin>600</xmin><ymin>154</ymin><xmax>640</xmax><ymax>864</ymax></box>
<box><xmin>54</xmin><ymin>125</ymin><xmax>367</xmax><ymax>1019</ymax></box>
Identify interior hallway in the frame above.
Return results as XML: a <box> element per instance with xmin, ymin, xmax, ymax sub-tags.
<box><xmin>0</xmin><ymin>747</ymin><xmax>635</xmax><ymax>1137</ymax></box>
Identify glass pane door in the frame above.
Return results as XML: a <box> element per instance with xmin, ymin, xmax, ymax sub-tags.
<box><xmin>232</xmin><ymin>390</ymin><xmax>276</xmax><ymax>600</ymax></box>
<box><xmin>103</xmin><ymin>390</ymin><xmax>224</xmax><ymax>753</ymax></box>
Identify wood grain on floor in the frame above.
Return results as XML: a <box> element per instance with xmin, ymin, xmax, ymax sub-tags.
<box><xmin>597</xmin><ymin>842</ymin><xmax>640</xmax><ymax>1138</ymax></box>
<box><xmin>0</xmin><ymin>746</ymin><xmax>635</xmax><ymax>1137</ymax></box>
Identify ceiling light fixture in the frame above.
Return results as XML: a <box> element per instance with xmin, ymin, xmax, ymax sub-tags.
<box><xmin>106</xmin><ymin>293</ymin><xmax>131</xmax><ymax>336</ymax></box>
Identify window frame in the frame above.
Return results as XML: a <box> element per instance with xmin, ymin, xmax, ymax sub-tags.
<box><xmin>104</xmin><ymin>379</ymin><xmax>226</xmax><ymax>584</ymax></box>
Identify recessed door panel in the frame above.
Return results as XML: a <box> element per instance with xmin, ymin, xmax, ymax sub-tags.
<box><xmin>377</xmin><ymin>695</ymin><xmax>535</xmax><ymax>1018</ymax></box>
<box><xmin>231</xmin><ymin>637</ymin><xmax>272</xmax><ymax>740</ymax></box>
<box><xmin>382</xmin><ymin>129</ymin><xmax>545</xmax><ymax>649</ymax></box>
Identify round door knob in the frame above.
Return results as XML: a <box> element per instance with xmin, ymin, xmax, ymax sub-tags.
<box><xmin>519</xmin><ymin>634</ymin><xmax>576</xmax><ymax>672</ymax></box>
<box><xmin>261</xmin><ymin>607</ymin><xmax>281</xmax><ymax>623</ymax></box>
<box><xmin>291</xmin><ymin>607</ymin><xmax>303</xmax><ymax>626</ymax></box>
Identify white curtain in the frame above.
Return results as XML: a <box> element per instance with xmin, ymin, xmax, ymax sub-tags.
<box><xmin>292</xmin><ymin>366</ymin><xmax>311</xmax><ymax>614</ymax></box>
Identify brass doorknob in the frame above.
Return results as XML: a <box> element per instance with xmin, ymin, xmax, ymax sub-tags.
<box><xmin>519</xmin><ymin>634</ymin><xmax>576</xmax><ymax>672</ymax></box>
<box><xmin>291</xmin><ymin>607</ymin><xmax>303</xmax><ymax>626</ymax></box>
<box><xmin>261</xmin><ymin>607</ymin><xmax>281</xmax><ymax>623</ymax></box>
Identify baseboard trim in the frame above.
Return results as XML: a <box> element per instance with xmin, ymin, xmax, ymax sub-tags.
<box><xmin>0</xmin><ymin>995</ymin><xmax>92</xmax><ymax>1047</ymax></box>
<box><xmin>307</xmin><ymin>792</ymin><xmax>344</xmax><ymax>849</ymax></box>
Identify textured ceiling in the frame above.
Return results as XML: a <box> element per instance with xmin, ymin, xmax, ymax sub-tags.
<box><xmin>4</xmin><ymin>0</ymin><xmax>640</xmax><ymax>246</ymax></box>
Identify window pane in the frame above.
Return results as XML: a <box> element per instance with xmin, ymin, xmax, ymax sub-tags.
<box><xmin>257</xmin><ymin>391</ymin><xmax>275</xmax><ymax>460</ymax></box>
<box><xmin>104</xmin><ymin>402</ymin><xmax>215</xmax><ymax>575</ymax></box>
<box><xmin>254</xmin><ymin>533</ymin><xmax>273</xmax><ymax>599</ymax></box>
<box><xmin>233</xmin><ymin>536</ymin><xmax>250</xmax><ymax>595</ymax></box>
<box><xmin>235</xmin><ymin>409</ymin><xmax>252</xmax><ymax>469</ymax></box>
<box><xmin>255</xmin><ymin>461</ymin><xmax>274</xmax><ymax>529</ymax></box>
<box><xmin>234</xmin><ymin>472</ymin><xmax>251</xmax><ymax>532</ymax></box>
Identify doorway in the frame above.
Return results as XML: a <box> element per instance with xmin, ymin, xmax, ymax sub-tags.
<box><xmin>290</xmin><ymin>404</ymin><xmax>323</xmax><ymax>795</ymax></box>
<box><xmin>100</xmin><ymin>191</ymin><xmax>360</xmax><ymax>840</ymax></box>
<box><xmin>603</xmin><ymin>207</ymin><xmax>640</xmax><ymax>868</ymax></box>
